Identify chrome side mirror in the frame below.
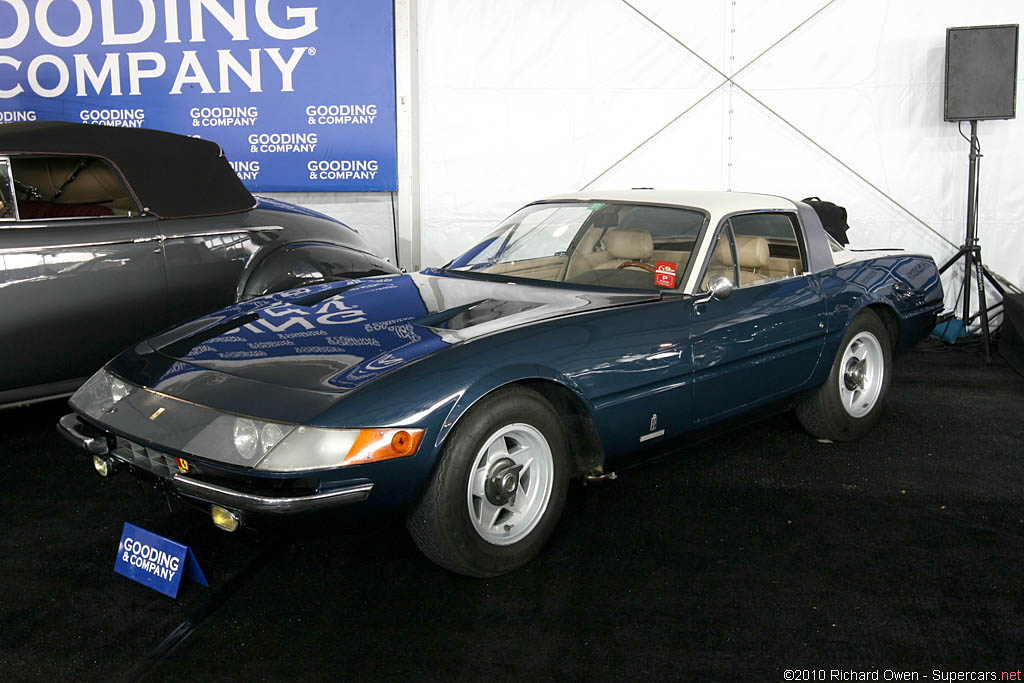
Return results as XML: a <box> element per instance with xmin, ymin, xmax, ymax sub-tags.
<box><xmin>695</xmin><ymin>274</ymin><xmax>733</xmax><ymax>304</ymax></box>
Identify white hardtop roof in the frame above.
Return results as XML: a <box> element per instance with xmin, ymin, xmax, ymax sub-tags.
<box><xmin>539</xmin><ymin>189</ymin><xmax>797</xmax><ymax>215</ymax></box>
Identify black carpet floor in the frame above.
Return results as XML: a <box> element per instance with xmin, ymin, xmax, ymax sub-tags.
<box><xmin>1</xmin><ymin>342</ymin><xmax>1022</xmax><ymax>681</ymax></box>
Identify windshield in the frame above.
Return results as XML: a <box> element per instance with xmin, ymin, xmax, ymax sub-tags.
<box><xmin>446</xmin><ymin>201</ymin><xmax>706</xmax><ymax>291</ymax></box>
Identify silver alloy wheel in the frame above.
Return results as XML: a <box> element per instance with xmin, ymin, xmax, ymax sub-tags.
<box><xmin>466</xmin><ymin>423</ymin><xmax>554</xmax><ymax>546</ymax></box>
<box><xmin>838</xmin><ymin>330</ymin><xmax>884</xmax><ymax>418</ymax></box>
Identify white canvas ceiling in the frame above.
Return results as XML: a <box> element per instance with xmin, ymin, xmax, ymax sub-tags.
<box><xmin>417</xmin><ymin>0</ymin><xmax>1024</xmax><ymax>320</ymax></box>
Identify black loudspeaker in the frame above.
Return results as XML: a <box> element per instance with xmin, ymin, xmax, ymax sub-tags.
<box><xmin>999</xmin><ymin>294</ymin><xmax>1024</xmax><ymax>376</ymax></box>
<box><xmin>944</xmin><ymin>24</ymin><xmax>1019</xmax><ymax>122</ymax></box>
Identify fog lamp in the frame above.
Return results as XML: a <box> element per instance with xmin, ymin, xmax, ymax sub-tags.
<box><xmin>93</xmin><ymin>455</ymin><xmax>114</xmax><ymax>477</ymax></box>
<box><xmin>211</xmin><ymin>505</ymin><xmax>241</xmax><ymax>532</ymax></box>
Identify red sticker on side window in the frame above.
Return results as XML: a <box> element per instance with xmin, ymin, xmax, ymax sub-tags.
<box><xmin>654</xmin><ymin>261</ymin><xmax>676</xmax><ymax>288</ymax></box>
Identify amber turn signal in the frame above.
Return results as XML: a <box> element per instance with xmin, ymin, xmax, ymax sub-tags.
<box><xmin>343</xmin><ymin>428</ymin><xmax>425</xmax><ymax>466</ymax></box>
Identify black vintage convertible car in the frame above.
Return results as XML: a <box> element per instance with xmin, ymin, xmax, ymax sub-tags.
<box><xmin>0</xmin><ymin>121</ymin><xmax>397</xmax><ymax>409</ymax></box>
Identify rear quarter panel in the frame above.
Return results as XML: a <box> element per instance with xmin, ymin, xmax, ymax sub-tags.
<box><xmin>812</xmin><ymin>253</ymin><xmax>942</xmax><ymax>385</ymax></box>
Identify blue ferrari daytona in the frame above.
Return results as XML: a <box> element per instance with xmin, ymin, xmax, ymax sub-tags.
<box><xmin>60</xmin><ymin>190</ymin><xmax>943</xmax><ymax>576</ymax></box>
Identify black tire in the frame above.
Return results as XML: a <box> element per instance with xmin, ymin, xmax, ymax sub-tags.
<box><xmin>406</xmin><ymin>386</ymin><xmax>570</xmax><ymax>577</ymax></box>
<box><xmin>796</xmin><ymin>309</ymin><xmax>892</xmax><ymax>442</ymax></box>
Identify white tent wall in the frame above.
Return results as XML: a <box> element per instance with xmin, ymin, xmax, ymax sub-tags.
<box><xmin>416</xmin><ymin>0</ymin><xmax>1024</xmax><ymax>321</ymax></box>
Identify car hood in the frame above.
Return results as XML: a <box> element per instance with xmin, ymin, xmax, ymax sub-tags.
<box><xmin>127</xmin><ymin>270</ymin><xmax>658</xmax><ymax>400</ymax></box>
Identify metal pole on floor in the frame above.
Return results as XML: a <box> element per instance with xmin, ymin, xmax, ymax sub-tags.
<box><xmin>394</xmin><ymin>0</ymin><xmax>421</xmax><ymax>271</ymax></box>
<box><xmin>939</xmin><ymin>120</ymin><xmax>993</xmax><ymax>362</ymax></box>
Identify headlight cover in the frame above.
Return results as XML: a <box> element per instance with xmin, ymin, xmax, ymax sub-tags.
<box><xmin>191</xmin><ymin>415</ymin><xmax>294</xmax><ymax>464</ymax></box>
<box><xmin>71</xmin><ymin>368</ymin><xmax>137</xmax><ymax>415</ymax></box>
<box><xmin>71</xmin><ymin>370</ymin><xmax>295</xmax><ymax>467</ymax></box>
<box><xmin>70</xmin><ymin>369</ymin><xmax>424</xmax><ymax>472</ymax></box>
<box><xmin>255</xmin><ymin>427</ymin><xmax>425</xmax><ymax>472</ymax></box>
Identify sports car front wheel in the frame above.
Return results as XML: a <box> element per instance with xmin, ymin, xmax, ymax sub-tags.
<box><xmin>407</xmin><ymin>386</ymin><xmax>569</xmax><ymax>577</ymax></box>
<box><xmin>796</xmin><ymin>309</ymin><xmax>892</xmax><ymax>441</ymax></box>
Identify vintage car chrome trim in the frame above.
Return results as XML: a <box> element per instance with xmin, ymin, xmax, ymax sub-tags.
<box><xmin>0</xmin><ymin>226</ymin><xmax>283</xmax><ymax>250</ymax></box>
<box><xmin>0</xmin><ymin>237</ymin><xmax>152</xmax><ymax>253</ymax></box>
<box><xmin>1</xmin><ymin>377</ymin><xmax>82</xmax><ymax>409</ymax></box>
<box><xmin>161</xmin><ymin>226</ymin><xmax>283</xmax><ymax>240</ymax></box>
<box><xmin>58</xmin><ymin>413</ymin><xmax>109</xmax><ymax>455</ymax></box>
<box><xmin>171</xmin><ymin>475</ymin><xmax>373</xmax><ymax>514</ymax></box>
<box><xmin>0</xmin><ymin>390</ymin><xmax>74</xmax><ymax>411</ymax></box>
<box><xmin>0</xmin><ymin>214</ymin><xmax>146</xmax><ymax>228</ymax></box>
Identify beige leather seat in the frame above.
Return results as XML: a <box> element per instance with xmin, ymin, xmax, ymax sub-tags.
<box><xmin>703</xmin><ymin>234</ymin><xmax>771</xmax><ymax>288</ymax></box>
<box><xmin>593</xmin><ymin>228</ymin><xmax>654</xmax><ymax>270</ymax></box>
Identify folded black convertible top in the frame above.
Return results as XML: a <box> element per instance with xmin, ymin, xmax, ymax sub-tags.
<box><xmin>0</xmin><ymin>121</ymin><xmax>254</xmax><ymax>219</ymax></box>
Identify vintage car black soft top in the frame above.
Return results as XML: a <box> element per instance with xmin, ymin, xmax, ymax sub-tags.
<box><xmin>0</xmin><ymin>121</ymin><xmax>254</xmax><ymax>219</ymax></box>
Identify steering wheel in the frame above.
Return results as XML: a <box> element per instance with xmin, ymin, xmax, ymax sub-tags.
<box><xmin>616</xmin><ymin>261</ymin><xmax>656</xmax><ymax>273</ymax></box>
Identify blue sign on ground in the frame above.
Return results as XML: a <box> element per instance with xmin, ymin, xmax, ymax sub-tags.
<box><xmin>0</xmin><ymin>0</ymin><xmax>397</xmax><ymax>192</ymax></box>
<box><xmin>114</xmin><ymin>523</ymin><xmax>208</xmax><ymax>598</ymax></box>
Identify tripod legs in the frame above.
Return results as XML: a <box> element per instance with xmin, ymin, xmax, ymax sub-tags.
<box><xmin>938</xmin><ymin>243</ymin><xmax>995</xmax><ymax>363</ymax></box>
<box><xmin>937</xmin><ymin>119</ymin><xmax>997</xmax><ymax>362</ymax></box>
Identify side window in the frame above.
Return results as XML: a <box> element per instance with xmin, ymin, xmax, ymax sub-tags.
<box><xmin>702</xmin><ymin>224</ymin><xmax>737</xmax><ymax>290</ymax></box>
<box><xmin>10</xmin><ymin>155</ymin><xmax>138</xmax><ymax>221</ymax></box>
<box><xmin>0</xmin><ymin>157</ymin><xmax>15</xmax><ymax>221</ymax></box>
<box><xmin>729</xmin><ymin>213</ymin><xmax>805</xmax><ymax>283</ymax></box>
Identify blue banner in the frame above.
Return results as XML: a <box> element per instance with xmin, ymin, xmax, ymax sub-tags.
<box><xmin>0</xmin><ymin>0</ymin><xmax>397</xmax><ymax>192</ymax></box>
<box><xmin>114</xmin><ymin>522</ymin><xmax>208</xmax><ymax>598</ymax></box>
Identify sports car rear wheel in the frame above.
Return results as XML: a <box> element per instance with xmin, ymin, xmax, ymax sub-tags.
<box><xmin>407</xmin><ymin>386</ymin><xmax>569</xmax><ymax>577</ymax></box>
<box><xmin>796</xmin><ymin>309</ymin><xmax>892</xmax><ymax>441</ymax></box>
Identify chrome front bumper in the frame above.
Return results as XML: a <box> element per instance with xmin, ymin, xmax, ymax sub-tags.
<box><xmin>58</xmin><ymin>413</ymin><xmax>110</xmax><ymax>455</ymax></box>
<box><xmin>171</xmin><ymin>475</ymin><xmax>373</xmax><ymax>514</ymax></box>
<box><xmin>59</xmin><ymin>413</ymin><xmax>373</xmax><ymax>515</ymax></box>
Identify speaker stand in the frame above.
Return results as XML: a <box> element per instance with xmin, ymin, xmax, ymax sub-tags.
<box><xmin>938</xmin><ymin>120</ymin><xmax>1005</xmax><ymax>363</ymax></box>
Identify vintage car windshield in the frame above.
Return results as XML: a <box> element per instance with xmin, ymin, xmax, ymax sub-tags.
<box><xmin>446</xmin><ymin>201</ymin><xmax>706</xmax><ymax>291</ymax></box>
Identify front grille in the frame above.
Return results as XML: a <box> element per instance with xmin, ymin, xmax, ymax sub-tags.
<box><xmin>112</xmin><ymin>436</ymin><xmax>177</xmax><ymax>478</ymax></box>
